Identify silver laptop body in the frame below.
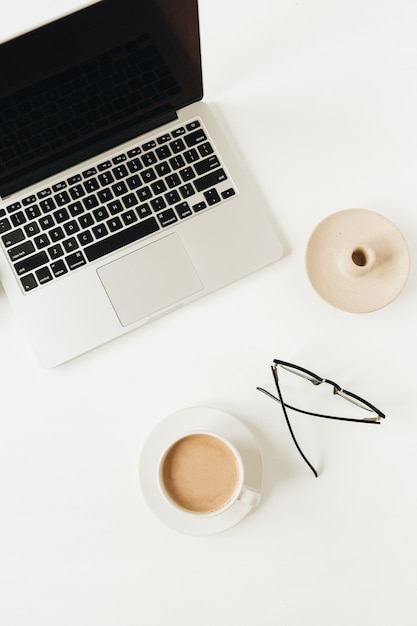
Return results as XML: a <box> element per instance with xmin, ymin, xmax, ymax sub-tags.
<box><xmin>0</xmin><ymin>0</ymin><xmax>282</xmax><ymax>367</ymax></box>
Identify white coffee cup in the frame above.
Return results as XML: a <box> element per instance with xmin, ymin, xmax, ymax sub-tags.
<box><xmin>158</xmin><ymin>431</ymin><xmax>260</xmax><ymax>517</ymax></box>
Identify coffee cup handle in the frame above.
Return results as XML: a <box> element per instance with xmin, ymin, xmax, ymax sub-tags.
<box><xmin>238</xmin><ymin>485</ymin><xmax>261</xmax><ymax>508</ymax></box>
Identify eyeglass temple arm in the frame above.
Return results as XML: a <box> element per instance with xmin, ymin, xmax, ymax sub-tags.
<box><xmin>270</xmin><ymin>365</ymin><xmax>319</xmax><ymax>478</ymax></box>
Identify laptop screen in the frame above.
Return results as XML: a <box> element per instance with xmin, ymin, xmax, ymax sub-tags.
<box><xmin>0</xmin><ymin>0</ymin><xmax>203</xmax><ymax>197</ymax></box>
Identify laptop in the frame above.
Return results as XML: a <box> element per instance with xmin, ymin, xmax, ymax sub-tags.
<box><xmin>0</xmin><ymin>0</ymin><xmax>283</xmax><ymax>367</ymax></box>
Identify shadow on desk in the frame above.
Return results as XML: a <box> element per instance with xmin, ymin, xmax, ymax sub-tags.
<box><xmin>235</xmin><ymin>412</ymin><xmax>305</xmax><ymax>503</ymax></box>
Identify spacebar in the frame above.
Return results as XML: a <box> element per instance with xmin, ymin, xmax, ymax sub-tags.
<box><xmin>85</xmin><ymin>217</ymin><xmax>159</xmax><ymax>262</ymax></box>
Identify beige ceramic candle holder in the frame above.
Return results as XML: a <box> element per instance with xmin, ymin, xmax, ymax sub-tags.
<box><xmin>306</xmin><ymin>208</ymin><xmax>410</xmax><ymax>313</ymax></box>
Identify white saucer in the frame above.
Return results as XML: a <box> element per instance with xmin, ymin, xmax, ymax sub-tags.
<box><xmin>138</xmin><ymin>407</ymin><xmax>263</xmax><ymax>535</ymax></box>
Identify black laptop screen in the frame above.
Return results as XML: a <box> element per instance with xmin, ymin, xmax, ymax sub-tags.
<box><xmin>0</xmin><ymin>0</ymin><xmax>202</xmax><ymax>197</ymax></box>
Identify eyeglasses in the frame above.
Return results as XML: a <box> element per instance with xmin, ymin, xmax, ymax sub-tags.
<box><xmin>257</xmin><ymin>360</ymin><xmax>386</xmax><ymax>477</ymax></box>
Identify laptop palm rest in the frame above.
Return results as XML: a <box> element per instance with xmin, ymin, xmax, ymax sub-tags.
<box><xmin>97</xmin><ymin>233</ymin><xmax>203</xmax><ymax>327</ymax></box>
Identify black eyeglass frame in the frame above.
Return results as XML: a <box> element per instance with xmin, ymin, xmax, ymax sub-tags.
<box><xmin>257</xmin><ymin>360</ymin><xmax>386</xmax><ymax>477</ymax></box>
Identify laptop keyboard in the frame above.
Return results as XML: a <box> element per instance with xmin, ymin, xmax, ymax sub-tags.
<box><xmin>0</xmin><ymin>119</ymin><xmax>236</xmax><ymax>293</ymax></box>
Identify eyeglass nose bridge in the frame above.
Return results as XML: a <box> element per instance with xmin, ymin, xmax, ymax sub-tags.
<box><xmin>318</xmin><ymin>377</ymin><xmax>342</xmax><ymax>393</ymax></box>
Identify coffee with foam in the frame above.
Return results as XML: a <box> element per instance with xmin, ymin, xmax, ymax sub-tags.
<box><xmin>161</xmin><ymin>433</ymin><xmax>240</xmax><ymax>513</ymax></box>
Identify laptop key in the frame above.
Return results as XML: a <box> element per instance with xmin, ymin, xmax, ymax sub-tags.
<box><xmin>85</xmin><ymin>216</ymin><xmax>159</xmax><ymax>262</ymax></box>
<box><xmin>157</xmin><ymin>209</ymin><xmax>177</xmax><ymax>227</ymax></box>
<box><xmin>69</xmin><ymin>184</ymin><xmax>85</xmax><ymax>200</ymax></box>
<box><xmin>78</xmin><ymin>231</ymin><xmax>94</xmax><ymax>246</ymax></box>
<box><xmin>175</xmin><ymin>202</ymin><xmax>192</xmax><ymax>219</ymax></box>
<box><xmin>179</xmin><ymin>167</ymin><xmax>195</xmax><ymax>182</ymax></box>
<box><xmin>194</xmin><ymin>155</ymin><xmax>220</xmax><ymax>175</ymax></box>
<box><xmin>50</xmin><ymin>260</ymin><xmax>68</xmax><ymax>278</ymax></box>
<box><xmin>186</xmin><ymin>121</ymin><xmax>201</xmax><ymax>131</ymax></box>
<box><xmin>49</xmin><ymin>227</ymin><xmax>65</xmax><ymax>242</ymax></box>
<box><xmin>157</xmin><ymin>133</ymin><xmax>171</xmax><ymax>144</ymax></box>
<box><xmin>63</xmin><ymin>238</ymin><xmax>79</xmax><ymax>253</ymax></box>
<box><xmin>14</xmin><ymin>251</ymin><xmax>48</xmax><ymax>275</ymax></box>
<box><xmin>165</xmin><ymin>173</ymin><xmax>181</xmax><ymax>188</ymax></box>
<box><xmin>112</xmin><ymin>182</ymin><xmax>128</xmax><ymax>197</ymax></box>
<box><xmin>107</xmin><ymin>217</ymin><xmax>123</xmax><ymax>232</ymax></box>
<box><xmin>83</xmin><ymin>195</ymin><xmax>99</xmax><ymax>210</ymax></box>
<box><xmin>92</xmin><ymin>224</ymin><xmax>108</xmax><ymax>239</ymax></box>
<box><xmin>8</xmin><ymin>240</ymin><xmax>36</xmax><ymax>262</ymax></box>
<box><xmin>48</xmin><ymin>244</ymin><xmax>64</xmax><ymax>260</ymax></box>
<box><xmin>184</xmin><ymin>148</ymin><xmax>199</xmax><ymax>163</ymax></box>
<box><xmin>126</xmin><ymin>174</ymin><xmax>142</xmax><ymax>190</ymax></box>
<box><xmin>52</xmin><ymin>181</ymin><xmax>67</xmax><ymax>192</ymax></box>
<box><xmin>198</xmin><ymin>142</ymin><xmax>214</xmax><ymax>157</ymax></box>
<box><xmin>2</xmin><ymin>227</ymin><xmax>25</xmax><ymax>247</ymax></box>
<box><xmin>66</xmin><ymin>250</ymin><xmax>87</xmax><ymax>270</ymax></box>
<box><xmin>127</xmin><ymin>157</ymin><xmax>142</xmax><ymax>173</ymax></box>
<box><xmin>151</xmin><ymin>197</ymin><xmax>166</xmax><ymax>212</ymax></box>
<box><xmin>165</xmin><ymin>190</ymin><xmax>181</xmax><ymax>205</ymax></box>
<box><xmin>170</xmin><ymin>139</ymin><xmax>186</xmax><ymax>153</ymax></box>
<box><xmin>22</xmin><ymin>195</ymin><xmax>37</xmax><ymax>206</ymax></box>
<box><xmin>122</xmin><ymin>193</ymin><xmax>138</xmax><ymax>208</ymax></box>
<box><xmin>40</xmin><ymin>198</ymin><xmax>56</xmax><ymax>213</ymax></box>
<box><xmin>0</xmin><ymin>217</ymin><xmax>12</xmax><ymax>234</ymax></box>
<box><xmin>221</xmin><ymin>188</ymin><xmax>236</xmax><ymax>199</ymax></box>
<box><xmin>36</xmin><ymin>266</ymin><xmax>53</xmax><ymax>285</ymax></box>
<box><xmin>68</xmin><ymin>175</ymin><xmax>82</xmax><ymax>185</ymax></box>
<box><xmin>137</xmin><ymin>187</ymin><xmax>152</xmax><ymax>202</ymax></box>
<box><xmin>93</xmin><ymin>207</ymin><xmax>109</xmax><ymax>222</ymax></box>
<box><xmin>25</xmin><ymin>205</ymin><xmax>41</xmax><ymax>220</ymax></box>
<box><xmin>84</xmin><ymin>178</ymin><xmax>100</xmax><ymax>193</ymax></box>
<box><xmin>108</xmin><ymin>200</ymin><xmax>124</xmax><ymax>215</ymax></box>
<box><xmin>82</xmin><ymin>167</ymin><xmax>97</xmax><ymax>178</ymax></box>
<box><xmin>194</xmin><ymin>169</ymin><xmax>227</xmax><ymax>192</ymax></box>
<box><xmin>127</xmin><ymin>148</ymin><xmax>141</xmax><ymax>158</ymax></box>
<box><xmin>184</xmin><ymin>129</ymin><xmax>207</xmax><ymax>147</ymax></box>
<box><xmin>204</xmin><ymin>189</ymin><xmax>221</xmax><ymax>205</ymax></box>
<box><xmin>54</xmin><ymin>208</ymin><xmax>70</xmax><ymax>223</ymax></box>
<box><xmin>98</xmin><ymin>188</ymin><xmax>114</xmax><ymax>203</ymax></box>
<box><xmin>64</xmin><ymin>221</ymin><xmax>80</xmax><ymax>236</ymax></box>
<box><xmin>55</xmin><ymin>191</ymin><xmax>71</xmax><ymax>206</ymax></box>
<box><xmin>179</xmin><ymin>184</ymin><xmax>195</xmax><ymax>199</ymax></box>
<box><xmin>142</xmin><ymin>152</ymin><xmax>157</xmax><ymax>166</ymax></box>
<box><xmin>169</xmin><ymin>155</ymin><xmax>185</xmax><ymax>170</ymax></box>
<box><xmin>113</xmin><ymin>164</ymin><xmax>129</xmax><ymax>180</ymax></box>
<box><xmin>25</xmin><ymin>223</ymin><xmax>41</xmax><ymax>237</ymax></box>
<box><xmin>192</xmin><ymin>201</ymin><xmax>207</xmax><ymax>212</ymax></box>
<box><xmin>98</xmin><ymin>171</ymin><xmax>114</xmax><ymax>186</ymax></box>
<box><xmin>136</xmin><ymin>203</ymin><xmax>152</xmax><ymax>219</ymax></box>
<box><xmin>20</xmin><ymin>273</ymin><xmax>38</xmax><ymax>292</ymax></box>
<box><xmin>39</xmin><ymin>215</ymin><xmax>55</xmax><ymax>230</ymax></box>
<box><xmin>122</xmin><ymin>210</ymin><xmax>138</xmax><ymax>225</ymax></box>
<box><xmin>68</xmin><ymin>201</ymin><xmax>84</xmax><ymax>217</ymax></box>
<box><xmin>6</xmin><ymin>202</ymin><xmax>22</xmax><ymax>213</ymax></box>
<box><xmin>112</xmin><ymin>154</ymin><xmax>127</xmax><ymax>164</ymax></box>
<box><xmin>10</xmin><ymin>211</ymin><xmax>27</xmax><ymax>228</ymax></box>
<box><xmin>34</xmin><ymin>234</ymin><xmax>50</xmax><ymax>249</ymax></box>
<box><xmin>98</xmin><ymin>160</ymin><xmax>112</xmax><ymax>171</ymax></box>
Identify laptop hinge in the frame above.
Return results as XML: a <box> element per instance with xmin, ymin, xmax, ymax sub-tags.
<box><xmin>0</xmin><ymin>108</ymin><xmax>178</xmax><ymax>199</ymax></box>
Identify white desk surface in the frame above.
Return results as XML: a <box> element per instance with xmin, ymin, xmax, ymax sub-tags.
<box><xmin>1</xmin><ymin>1</ymin><xmax>416</xmax><ymax>624</ymax></box>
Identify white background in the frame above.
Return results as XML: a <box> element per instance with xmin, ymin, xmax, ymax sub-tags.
<box><xmin>1</xmin><ymin>1</ymin><xmax>416</xmax><ymax>624</ymax></box>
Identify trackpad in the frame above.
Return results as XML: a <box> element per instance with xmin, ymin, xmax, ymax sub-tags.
<box><xmin>97</xmin><ymin>233</ymin><xmax>203</xmax><ymax>327</ymax></box>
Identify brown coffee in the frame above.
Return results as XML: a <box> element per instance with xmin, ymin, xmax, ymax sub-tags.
<box><xmin>161</xmin><ymin>433</ymin><xmax>240</xmax><ymax>513</ymax></box>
